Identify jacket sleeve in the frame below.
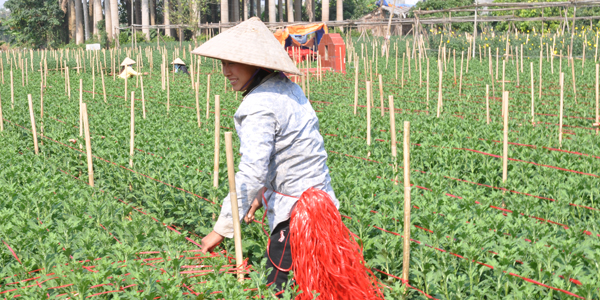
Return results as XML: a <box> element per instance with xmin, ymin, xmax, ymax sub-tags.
<box><xmin>213</xmin><ymin>103</ymin><xmax>278</xmax><ymax>238</ymax></box>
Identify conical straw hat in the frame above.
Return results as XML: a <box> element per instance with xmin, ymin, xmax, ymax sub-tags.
<box><xmin>171</xmin><ymin>58</ymin><xmax>186</xmax><ymax>65</ymax></box>
<box><xmin>120</xmin><ymin>57</ymin><xmax>136</xmax><ymax>66</ymax></box>
<box><xmin>191</xmin><ymin>17</ymin><xmax>302</xmax><ymax>76</ymax></box>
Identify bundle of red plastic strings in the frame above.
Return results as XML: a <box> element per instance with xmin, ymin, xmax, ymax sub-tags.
<box><xmin>289</xmin><ymin>188</ymin><xmax>385</xmax><ymax>300</ymax></box>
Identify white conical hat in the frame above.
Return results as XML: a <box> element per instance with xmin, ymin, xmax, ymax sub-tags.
<box><xmin>120</xmin><ymin>57</ymin><xmax>136</xmax><ymax>66</ymax></box>
<box><xmin>171</xmin><ymin>58</ymin><xmax>186</xmax><ymax>65</ymax></box>
<box><xmin>191</xmin><ymin>17</ymin><xmax>302</xmax><ymax>75</ymax></box>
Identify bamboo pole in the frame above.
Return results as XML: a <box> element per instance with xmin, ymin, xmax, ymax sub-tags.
<box><xmin>10</xmin><ymin>70</ymin><xmax>14</xmax><ymax>109</ymax></box>
<box><xmin>401</xmin><ymin>121</ymin><xmax>411</xmax><ymax>284</ymax></box>
<box><xmin>596</xmin><ymin>64</ymin><xmax>599</xmax><ymax>135</ymax></box>
<box><xmin>79</xmin><ymin>79</ymin><xmax>83</xmax><ymax>137</ymax></box>
<box><xmin>206</xmin><ymin>74</ymin><xmax>211</xmax><ymax>119</ymax></box>
<box><xmin>82</xmin><ymin>103</ymin><xmax>94</xmax><ymax>187</ymax></box>
<box><xmin>389</xmin><ymin>95</ymin><xmax>397</xmax><ymax>159</ymax></box>
<box><xmin>354</xmin><ymin>60</ymin><xmax>359</xmax><ymax>115</ymax></box>
<box><xmin>366</xmin><ymin>81</ymin><xmax>371</xmax><ymax>157</ymax></box>
<box><xmin>141</xmin><ymin>76</ymin><xmax>147</xmax><ymax>119</ymax></box>
<box><xmin>571</xmin><ymin>58</ymin><xmax>577</xmax><ymax>104</ymax></box>
<box><xmin>167</xmin><ymin>65</ymin><xmax>170</xmax><ymax>114</ymax></box>
<box><xmin>125</xmin><ymin>71</ymin><xmax>128</xmax><ymax>103</ymax></box>
<box><xmin>437</xmin><ymin>61</ymin><xmax>442</xmax><ymax>118</ymax></box>
<box><xmin>401</xmin><ymin>53</ymin><xmax>405</xmax><ymax>88</ymax></box>
<box><xmin>426</xmin><ymin>58</ymin><xmax>430</xmax><ymax>114</ymax></box>
<box><xmin>502</xmin><ymin>91</ymin><xmax>508</xmax><ymax>183</ymax></box>
<box><xmin>0</xmin><ymin>92</ymin><xmax>3</xmax><ymax>131</ymax></box>
<box><xmin>196</xmin><ymin>83</ymin><xmax>201</xmax><ymax>128</ymax></box>
<box><xmin>531</xmin><ymin>62</ymin><xmax>535</xmax><ymax>126</ymax></box>
<box><xmin>486</xmin><ymin>85</ymin><xmax>490</xmax><ymax>124</ymax></box>
<box><xmin>224</xmin><ymin>131</ymin><xmax>244</xmax><ymax>282</ymax></box>
<box><xmin>213</xmin><ymin>95</ymin><xmax>221</xmax><ymax>188</ymax></box>
<box><xmin>379</xmin><ymin>74</ymin><xmax>384</xmax><ymax>116</ymax></box>
<box><xmin>453</xmin><ymin>49</ymin><xmax>456</xmax><ymax>84</ymax></box>
<box><xmin>28</xmin><ymin>94</ymin><xmax>39</xmax><ymax>155</ymax></box>
<box><xmin>129</xmin><ymin>91</ymin><xmax>135</xmax><ymax>168</ymax></box>
<box><xmin>101</xmin><ymin>70</ymin><xmax>107</xmax><ymax>103</ymax></box>
<box><xmin>459</xmin><ymin>51</ymin><xmax>464</xmax><ymax>97</ymax></box>
<box><xmin>559</xmin><ymin>72</ymin><xmax>564</xmax><ymax>148</ymax></box>
<box><xmin>539</xmin><ymin>51</ymin><xmax>543</xmax><ymax>98</ymax></box>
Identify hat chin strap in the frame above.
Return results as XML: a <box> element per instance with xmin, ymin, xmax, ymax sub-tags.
<box><xmin>240</xmin><ymin>69</ymin><xmax>261</xmax><ymax>91</ymax></box>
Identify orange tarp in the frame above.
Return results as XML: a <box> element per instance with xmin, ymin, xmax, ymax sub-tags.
<box><xmin>274</xmin><ymin>23</ymin><xmax>328</xmax><ymax>47</ymax></box>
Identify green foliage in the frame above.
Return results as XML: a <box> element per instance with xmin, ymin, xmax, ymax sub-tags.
<box><xmin>4</xmin><ymin>0</ymin><xmax>65</xmax><ymax>48</ymax></box>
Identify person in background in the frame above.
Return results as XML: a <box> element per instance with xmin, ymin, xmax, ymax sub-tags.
<box><xmin>171</xmin><ymin>58</ymin><xmax>190</xmax><ymax>75</ymax></box>
<box><xmin>118</xmin><ymin>57</ymin><xmax>146</xmax><ymax>79</ymax></box>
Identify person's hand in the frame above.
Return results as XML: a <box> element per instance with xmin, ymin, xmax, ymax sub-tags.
<box><xmin>244</xmin><ymin>187</ymin><xmax>266</xmax><ymax>224</ymax></box>
<box><xmin>143</xmin><ymin>72</ymin><xmax>148</xmax><ymax>75</ymax></box>
<box><xmin>201</xmin><ymin>231</ymin><xmax>225</xmax><ymax>254</ymax></box>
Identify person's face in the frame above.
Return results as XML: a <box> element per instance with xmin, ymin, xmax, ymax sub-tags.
<box><xmin>222</xmin><ymin>60</ymin><xmax>258</xmax><ymax>91</ymax></box>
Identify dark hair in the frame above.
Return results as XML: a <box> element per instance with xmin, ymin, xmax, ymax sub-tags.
<box><xmin>242</xmin><ymin>68</ymin><xmax>276</xmax><ymax>97</ymax></box>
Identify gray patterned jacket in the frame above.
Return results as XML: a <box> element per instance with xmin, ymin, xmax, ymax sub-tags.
<box><xmin>214</xmin><ymin>73</ymin><xmax>338</xmax><ymax>238</ymax></box>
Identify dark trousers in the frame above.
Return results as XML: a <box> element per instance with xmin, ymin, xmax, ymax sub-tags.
<box><xmin>265</xmin><ymin>219</ymin><xmax>293</xmax><ymax>297</ymax></box>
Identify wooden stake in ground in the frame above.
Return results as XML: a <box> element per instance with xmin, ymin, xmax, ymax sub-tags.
<box><xmin>0</xmin><ymin>92</ymin><xmax>3</xmax><ymax>131</ymax></box>
<box><xmin>401</xmin><ymin>53</ymin><xmax>405</xmax><ymax>88</ymax></box>
<box><xmin>101</xmin><ymin>70</ymin><xmax>107</xmax><ymax>103</ymax></box>
<box><xmin>571</xmin><ymin>58</ymin><xmax>577</xmax><ymax>104</ymax></box>
<box><xmin>196</xmin><ymin>82</ymin><xmax>201</xmax><ymax>128</ymax></box>
<box><xmin>82</xmin><ymin>103</ymin><xmax>94</xmax><ymax>187</ymax></box>
<box><xmin>596</xmin><ymin>64</ymin><xmax>599</xmax><ymax>135</ymax></box>
<box><xmin>437</xmin><ymin>61</ymin><xmax>443</xmax><ymax>118</ymax></box>
<box><xmin>354</xmin><ymin>60</ymin><xmax>359</xmax><ymax>115</ymax></box>
<box><xmin>129</xmin><ymin>91</ymin><xmax>135</xmax><ymax>168</ymax></box>
<box><xmin>486</xmin><ymin>85</ymin><xmax>490</xmax><ymax>124</ymax></box>
<box><xmin>559</xmin><ymin>72</ymin><xmax>564</xmax><ymax>148</ymax></box>
<box><xmin>141</xmin><ymin>76</ymin><xmax>147</xmax><ymax>119</ymax></box>
<box><xmin>79</xmin><ymin>79</ymin><xmax>83</xmax><ymax>137</ymax></box>
<box><xmin>125</xmin><ymin>71</ymin><xmax>128</xmax><ymax>103</ymax></box>
<box><xmin>502</xmin><ymin>91</ymin><xmax>509</xmax><ymax>183</ymax></box>
<box><xmin>459</xmin><ymin>51</ymin><xmax>464</xmax><ymax>97</ymax></box>
<box><xmin>531</xmin><ymin>62</ymin><xmax>535</xmax><ymax>126</ymax></box>
<box><xmin>539</xmin><ymin>51</ymin><xmax>543</xmax><ymax>98</ymax></box>
<box><xmin>426</xmin><ymin>59</ymin><xmax>430</xmax><ymax>114</ymax></box>
<box><xmin>366</xmin><ymin>81</ymin><xmax>372</xmax><ymax>157</ymax></box>
<box><xmin>10</xmin><ymin>70</ymin><xmax>14</xmax><ymax>109</ymax></box>
<box><xmin>28</xmin><ymin>94</ymin><xmax>39</xmax><ymax>155</ymax></box>
<box><xmin>206</xmin><ymin>74</ymin><xmax>212</xmax><ymax>120</ymax></box>
<box><xmin>401</xmin><ymin>121</ymin><xmax>411</xmax><ymax>284</ymax></box>
<box><xmin>389</xmin><ymin>95</ymin><xmax>397</xmax><ymax>159</ymax></box>
<box><xmin>213</xmin><ymin>95</ymin><xmax>221</xmax><ymax>188</ymax></box>
<box><xmin>378</xmin><ymin>74</ymin><xmax>384</xmax><ymax>116</ymax></box>
<box><xmin>224</xmin><ymin>131</ymin><xmax>245</xmax><ymax>283</ymax></box>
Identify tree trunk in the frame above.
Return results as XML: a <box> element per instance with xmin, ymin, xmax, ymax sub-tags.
<box><xmin>287</xmin><ymin>0</ymin><xmax>293</xmax><ymax>22</ymax></box>
<box><xmin>336</xmin><ymin>0</ymin><xmax>342</xmax><ymax>23</ymax></box>
<box><xmin>233</xmin><ymin>0</ymin><xmax>240</xmax><ymax>22</ymax></box>
<box><xmin>269</xmin><ymin>0</ymin><xmax>275</xmax><ymax>22</ymax></box>
<box><xmin>142</xmin><ymin>0</ymin><xmax>150</xmax><ymax>39</ymax></box>
<box><xmin>75</xmin><ymin>0</ymin><xmax>84</xmax><ymax>44</ymax></box>
<box><xmin>105</xmin><ymin>0</ymin><xmax>113</xmax><ymax>41</ymax></box>
<box><xmin>278</xmin><ymin>0</ymin><xmax>282</xmax><ymax>22</ymax></box>
<box><xmin>110</xmin><ymin>0</ymin><xmax>119</xmax><ymax>40</ymax></box>
<box><xmin>294</xmin><ymin>0</ymin><xmax>300</xmax><ymax>22</ymax></box>
<box><xmin>165</xmin><ymin>0</ymin><xmax>172</xmax><ymax>36</ymax></box>
<box><xmin>322</xmin><ymin>0</ymin><xmax>329</xmax><ymax>22</ymax></box>
<box><xmin>256</xmin><ymin>0</ymin><xmax>261</xmax><ymax>21</ymax></box>
<box><xmin>250</xmin><ymin>0</ymin><xmax>254</xmax><ymax>17</ymax></box>
<box><xmin>135</xmin><ymin>0</ymin><xmax>142</xmax><ymax>26</ymax></box>
<box><xmin>94</xmin><ymin>0</ymin><xmax>102</xmax><ymax>37</ymax></box>
<box><xmin>150</xmin><ymin>0</ymin><xmax>156</xmax><ymax>25</ymax></box>
<box><xmin>83</xmin><ymin>0</ymin><xmax>90</xmax><ymax>41</ymax></box>
<box><xmin>221</xmin><ymin>0</ymin><xmax>229</xmax><ymax>23</ymax></box>
<box><xmin>69</xmin><ymin>0</ymin><xmax>76</xmax><ymax>42</ymax></box>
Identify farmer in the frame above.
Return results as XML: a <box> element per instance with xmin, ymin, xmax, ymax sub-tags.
<box><xmin>194</xmin><ymin>17</ymin><xmax>384</xmax><ymax>299</ymax></box>
<box><xmin>118</xmin><ymin>57</ymin><xmax>145</xmax><ymax>79</ymax></box>
<box><xmin>171</xmin><ymin>58</ymin><xmax>190</xmax><ymax>75</ymax></box>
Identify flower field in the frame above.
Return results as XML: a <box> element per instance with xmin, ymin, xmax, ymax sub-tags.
<box><xmin>1</xmin><ymin>32</ymin><xmax>599</xmax><ymax>299</ymax></box>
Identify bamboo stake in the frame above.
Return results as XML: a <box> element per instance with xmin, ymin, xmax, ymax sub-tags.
<box><xmin>401</xmin><ymin>121</ymin><xmax>411</xmax><ymax>284</ymax></box>
<box><xmin>571</xmin><ymin>58</ymin><xmax>577</xmax><ymax>104</ymax></box>
<box><xmin>213</xmin><ymin>95</ymin><xmax>221</xmax><ymax>188</ymax></box>
<box><xmin>354</xmin><ymin>60</ymin><xmax>359</xmax><ymax>115</ymax></box>
<box><xmin>224</xmin><ymin>131</ymin><xmax>244</xmax><ymax>282</ymax></box>
<box><xmin>379</xmin><ymin>74</ymin><xmax>384</xmax><ymax>117</ymax></box>
<box><xmin>206</xmin><ymin>74</ymin><xmax>211</xmax><ymax>120</ymax></box>
<box><xmin>129</xmin><ymin>91</ymin><xmax>135</xmax><ymax>168</ymax></box>
<box><xmin>10</xmin><ymin>70</ymin><xmax>13</xmax><ymax>109</ymax></box>
<box><xmin>389</xmin><ymin>95</ymin><xmax>397</xmax><ymax>160</ymax></box>
<box><xmin>426</xmin><ymin>59</ymin><xmax>430</xmax><ymax>114</ymax></box>
<box><xmin>459</xmin><ymin>51</ymin><xmax>464</xmax><ymax>97</ymax></box>
<box><xmin>141</xmin><ymin>76</ymin><xmax>147</xmax><ymax>119</ymax></box>
<box><xmin>559</xmin><ymin>72</ymin><xmax>564</xmax><ymax>148</ymax></box>
<box><xmin>79</xmin><ymin>79</ymin><xmax>83</xmax><ymax>137</ymax></box>
<box><xmin>596</xmin><ymin>64</ymin><xmax>599</xmax><ymax>135</ymax></box>
<box><xmin>366</xmin><ymin>81</ymin><xmax>371</xmax><ymax>157</ymax></box>
<box><xmin>40</xmin><ymin>81</ymin><xmax>44</xmax><ymax>143</ymax></box>
<box><xmin>92</xmin><ymin>62</ymin><xmax>96</xmax><ymax>98</ymax></box>
<box><xmin>0</xmin><ymin>92</ymin><xmax>3</xmax><ymax>131</ymax></box>
<box><xmin>539</xmin><ymin>51</ymin><xmax>543</xmax><ymax>98</ymax></box>
<box><xmin>401</xmin><ymin>53</ymin><xmax>405</xmax><ymax>88</ymax></box>
<box><xmin>26</xmin><ymin>94</ymin><xmax>39</xmax><ymax>155</ymax></box>
<box><xmin>496</xmin><ymin>48</ymin><xmax>499</xmax><ymax>80</ymax></box>
<box><xmin>125</xmin><ymin>71</ymin><xmax>128</xmax><ymax>104</ymax></box>
<box><xmin>531</xmin><ymin>62</ymin><xmax>535</xmax><ymax>126</ymax></box>
<box><xmin>453</xmin><ymin>49</ymin><xmax>456</xmax><ymax>84</ymax></box>
<box><xmin>437</xmin><ymin>61</ymin><xmax>442</xmax><ymax>118</ymax></box>
<box><xmin>486</xmin><ymin>85</ymin><xmax>490</xmax><ymax>124</ymax></box>
<box><xmin>502</xmin><ymin>91</ymin><xmax>508</xmax><ymax>183</ymax></box>
<box><xmin>82</xmin><ymin>103</ymin><xmax>94</xmax><ymax>187</ymax></box>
